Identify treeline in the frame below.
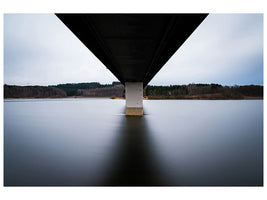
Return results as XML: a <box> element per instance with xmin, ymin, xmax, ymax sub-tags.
<box><xmin>4</xmin><ymin>82</ymin><xmax>124</xmax><ymax>99</ymax></box>
<box><xmin>50</xmin><ymin>81</ymin><xmax>122</xmax><ymax>96</ymax></box>
<box><xmin>77</xmin><ymin>84</ymin><xmax>124</xmax><ymax>97</ymax></box>
<box><xmin>4</xmin><ymin>85</ymin><xmax>67</xmax><ymax>98</ymax></box>
<box><xmin>144</xmin><ymin>84</ymin><xmax>263</xmax><ymax>99</ymax></box>
<box><xmin>4</xmin><ymin>82</ymin><xmax>263</xmax><ymax>99</ymax></box>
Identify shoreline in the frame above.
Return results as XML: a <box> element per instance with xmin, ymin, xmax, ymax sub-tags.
<box><xmin>4</xmin><ymin>96</ymin><xmax>263</xmax><ymax>100</ymax></box>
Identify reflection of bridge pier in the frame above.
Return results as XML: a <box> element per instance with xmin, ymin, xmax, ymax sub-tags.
<box><xmin>103</xmin><ymin>116</ymin><xmax>166</xmax><ymax>186</ymax></box>
<box><xmin>56</xmin><ymin>14</ymin><xmax>208</xmax><ymax>115</ymax></box>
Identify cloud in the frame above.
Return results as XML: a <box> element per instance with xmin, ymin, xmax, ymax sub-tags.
<box><xmin>4</xmin><ymin>14</ymin><xmax>118</xmax><ymax>85</ymax></box>
<box><xmin>150</xmin><ymin>14</ymin><xmax>263</xmax><ymax>86</ymax></box>
<box><xmin>4</xmin><ymin>14</ymin><xmax>263</xmax><ymax>86</ymax></box>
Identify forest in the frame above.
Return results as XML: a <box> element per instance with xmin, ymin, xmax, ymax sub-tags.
<box><xmin>144</xmin><ymin>84</ymin><xmax>263</xmax><ymax>99</ymax></box>
<box><xmin>4</xmin><ymin>82</ymin><xmax>263</xmax><ymax>99</ymax></box>
<box><xmin>4</xmin><ymin>85</ymin><xmax>67</xmax><ymax>98</ymax></box>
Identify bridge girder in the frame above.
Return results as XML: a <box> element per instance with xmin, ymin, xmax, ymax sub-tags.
<box><xmin>56</xmin><ymin>14</ymin><xmax>208</xmax><ymax>87</ymax></box>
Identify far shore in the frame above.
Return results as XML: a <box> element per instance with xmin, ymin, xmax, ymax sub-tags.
<box><xmin>4</xmin><ymin>96</ymin><xmax>263</xmax><ymax>100</ymax></box>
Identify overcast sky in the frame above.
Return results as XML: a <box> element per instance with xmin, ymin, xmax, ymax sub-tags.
<box><xmin>4</xmin><ymin>13</ymin><xmax>263</xmax><ymax>86</ymax></box>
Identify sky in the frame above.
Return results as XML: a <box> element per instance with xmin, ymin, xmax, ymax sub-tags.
<box><xmin>4</xmin><ymin>13</ymin><xmax>263</xmax><ymax>86</ymax></box>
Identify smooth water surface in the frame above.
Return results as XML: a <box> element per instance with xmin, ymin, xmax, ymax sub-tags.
<box><xmin>4</xmin><ymin>98</ymin><xmax>263</xmax><ymax>186</ymax></box>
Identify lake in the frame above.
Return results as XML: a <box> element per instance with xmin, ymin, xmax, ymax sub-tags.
<box><xmin>4</xmin><ymin>98</ymin><xmax>263</xmax><ymax>186</ymax></box>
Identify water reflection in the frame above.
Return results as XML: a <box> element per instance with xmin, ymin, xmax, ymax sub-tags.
<box><xmin>4</xmin><ymin>99</ymin><xmax>263</xmax><ymax>186</ymax></box>
<box><xmin>103</xmin><ymin>115</ymin><xmax>165</xmax><ymax>186</ymax></box>
<box><xmin>144</xmin><ymin>100</ymin><xmax>263</xmax><ymax>186</ymax></box>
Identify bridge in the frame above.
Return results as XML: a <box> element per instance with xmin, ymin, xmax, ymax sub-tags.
<box><xmin>56</xmin><ymin>14</ymin><xmax>208</xmax><ymax>116</ymax></box>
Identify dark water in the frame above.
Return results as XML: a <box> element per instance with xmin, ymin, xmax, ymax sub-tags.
<box><xmin>4</xmin><ymin>98</ymin><xmax>263</xmax><ymax>186</ymax></box>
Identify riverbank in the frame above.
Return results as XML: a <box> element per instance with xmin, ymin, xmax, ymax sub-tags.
<box><xmin>4</xmin><ymin>95</ymin><xmax>263</xmax><ymax>100</ymax></box>
<box><xmin>4</xmin><ymin>83</ymin><xmax>263</xmax><ymax>100</ymax></box>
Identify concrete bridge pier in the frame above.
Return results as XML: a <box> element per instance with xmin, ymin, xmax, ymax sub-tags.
<box><xmin>125</xmin><ymin>82</ymin><xmax>143</xmax><ymax>116</ymax></box>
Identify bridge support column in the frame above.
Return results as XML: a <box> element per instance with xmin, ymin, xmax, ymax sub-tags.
<box><xmin>125</xmin><ymin>82</ymin><xmax>143</xmax><ymax>116</ymax></box>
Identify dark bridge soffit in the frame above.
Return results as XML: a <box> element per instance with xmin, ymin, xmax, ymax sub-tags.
<box><xmin>56</xmin><ymin>14</ymin><xmax>208</xmax><ymax>86</ymax></box>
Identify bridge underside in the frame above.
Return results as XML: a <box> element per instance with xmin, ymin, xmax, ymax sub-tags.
<box><xmin>56</xmin><ymin>14</ymin><xmax>208</xmax><ymax>115</ymax></box>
